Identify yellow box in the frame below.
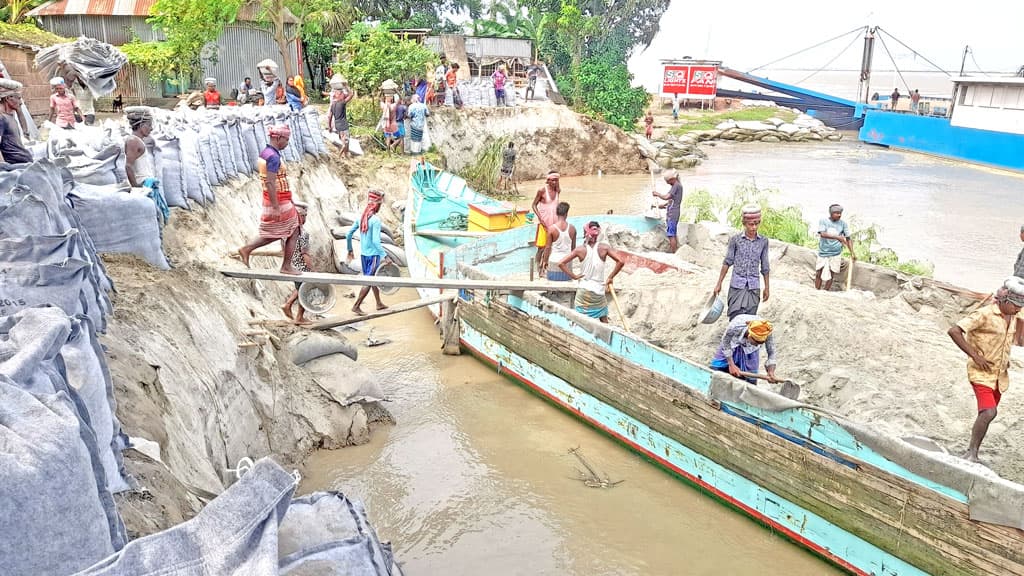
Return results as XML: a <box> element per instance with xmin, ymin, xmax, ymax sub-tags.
<box><xmin>467</xmin><ymin>202</ymin><xmax>530</xmax><ymax>232</ymax></box>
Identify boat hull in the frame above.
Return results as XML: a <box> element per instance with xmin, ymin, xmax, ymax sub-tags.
<box><xmin>859</xmin><ymin>110</ymin><xmax>1024</xmax><ymax>172</ymax></box>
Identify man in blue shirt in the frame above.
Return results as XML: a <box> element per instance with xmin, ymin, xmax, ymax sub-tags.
<box><xmin>346</xmin><ymin>190</ymin><xmax>390</xmax><ymax>315</ymax></box>
<box><xmin>815</xmin><ymin>203</ymin><xmax>855</xmax><ymax>291</ymax></box>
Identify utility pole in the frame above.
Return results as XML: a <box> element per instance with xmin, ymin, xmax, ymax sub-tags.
<box><xmin>858</xmin><ymin>26</ymin><xmax>876</xmax><ymax>104</ymax></box>
<box><xmin>959</xmin><ymin>45</ymin><xmax>969</xmax><ymax>77</ymax></box>
<box><xmin>948</xmin><ymin>45</ymin><xmax>970</xmax><ymax>119</ymax></box>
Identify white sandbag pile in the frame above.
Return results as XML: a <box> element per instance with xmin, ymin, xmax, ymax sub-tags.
<box><xmin>35</xmin><ymin>37</ymin><xmax>128</xmax><ymax>98</ymax></box>
<box><xmin>456</xmin><ymin>78</ymin><xmax>517</xmax><ymax>108</ymax></box>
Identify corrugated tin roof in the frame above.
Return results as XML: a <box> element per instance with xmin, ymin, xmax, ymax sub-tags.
<box><xmin>28</xmin><ymin>0</ymin><xmax>157</xmax><ymax>17</ymax></box>
<box><xmin>27</xmin><ymin>0</ymin><xmax>296</xmax><ymax>22</ymax></box>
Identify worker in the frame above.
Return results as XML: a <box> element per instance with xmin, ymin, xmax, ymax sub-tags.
<box><xmin>948</xmin><ymin>277</ymin><xmax>1024</xmax><ymax>463</ymax></box>
<box><xmin>710</xmin><ymin>315</ymin><xmax>779</xmax><ymax>385</ymax></box>
<box><xmin>712</xmin><ymin>204</ymin><xmax>770</xmax><ymax>319</ymax></box>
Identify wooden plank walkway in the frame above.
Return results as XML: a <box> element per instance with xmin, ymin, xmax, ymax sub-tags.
<box><xmin>219</xmin><ymin>269</ymin><xmax>580</xmax><ymax>292</ymax></box>
<box><xmin>312</xmin><ymin>294</ymin><xmax>455</xmax><ymax>330</ymax></box>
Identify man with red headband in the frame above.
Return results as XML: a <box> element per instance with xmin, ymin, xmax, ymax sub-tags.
<box><xmin>346</xmin><ymin>190</ymin><xmax>390</xmax><ymax>315</ymax></box>
<box><xmin>238</xmin><ymin>124</ymin><xmax>302</xmax><ymax>275</ymax></box>
<box><xmin>558</xmin><ymin>221</ymin><xmax>625</xmax><ymax>323</ymax></box>
<box><xmin>532</xmin><ymin>170</ymin><xmax>561</xmax><ymax>275</ymax></box>
<box><xmin>713</xmin><ymin>203</ymin><xmax>770</xmax><ymax>320</ymax></box>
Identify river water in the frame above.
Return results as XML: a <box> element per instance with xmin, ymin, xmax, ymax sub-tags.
<box><xmin>302</xmin><ymin>140</ymin><xmax>1021</xmax><ymax>574</ymax></box>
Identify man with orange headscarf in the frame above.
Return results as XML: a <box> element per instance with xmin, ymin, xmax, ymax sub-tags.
<box><xmin>346</xmin><ymin>190</ymin><xmax>390</xmax><ymax>315</ymax></box>
<box><xmin>238</xmin><ymin>124</ymin><xmax>301</xmax><ymax>275</ymax></box>
<box><xmin>710</xmin><ymin>315</ymin><xmax>779</xmax><ymax>384</ymax></box>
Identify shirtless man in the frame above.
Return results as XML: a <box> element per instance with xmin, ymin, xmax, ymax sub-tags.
<box><xmin>532</xmin><ymin>170</ymin><xmax>561</xmax><ymax>275</ymax></box>
<box><xmin>558</xmin><ymin>221</ymin><xmax>625</xmax><ymax>323</ymax></box>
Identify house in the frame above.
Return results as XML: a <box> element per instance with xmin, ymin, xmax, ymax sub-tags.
<box><xmin>0</xmin><ymin>25</ymin><xmax>69</xmax><ymax>116</ymax></box>
<box><xmin>423</xmin><ymin>35</ymin><xmax>532</xmax><ymax>82</ymax></box>
<box><xmin>950</xmin><ymin>76</ymin><xmax>1024</xmax><ymax>135</ymax></box>
<box><xmin>26</xmin><ymin>0</ymin><xmax>301</xmax><ymax>103</ymax></box>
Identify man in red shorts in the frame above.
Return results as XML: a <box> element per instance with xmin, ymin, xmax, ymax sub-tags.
<box><xmin>948</xmin><ymin>278</ymin><xmax>1024</xmax><ymax>462</ymax></box>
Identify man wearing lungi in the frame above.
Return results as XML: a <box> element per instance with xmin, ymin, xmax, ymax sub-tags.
<box><xmin>710</xmin><ymin>316</ymin><xmax>779</xmax><ymax>384</ymax></box>
<box><xmin>558</xmin><ymin>221</ymin><xmax>625</xmax><ymax>323</ymax></box>
<box><xmin>238</xmin><ymin>124</ymin><xmax>302</xmax><ymax>275</ymax></box>
<box><xmin>713</xmin><ymin>204</ymin><xmax>770</xmax><ymax>320</ymax></box>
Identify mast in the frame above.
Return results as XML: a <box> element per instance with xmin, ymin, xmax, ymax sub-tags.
<box><xmin>858</xmin><ymin>27</ymin><xmax>876</xmax><ymax>104</ymax></box>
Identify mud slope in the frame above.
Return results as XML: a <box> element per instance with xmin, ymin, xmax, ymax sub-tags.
<box><xmin>104</xmin><ymin>160</ymin><xmax>394</xmax><ymax>536</ymax></box>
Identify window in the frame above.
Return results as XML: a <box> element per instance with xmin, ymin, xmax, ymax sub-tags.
<box><xmin>960</xmin><ymin>85</ymin><xmax>971</xmax><ymax>105</ymax></box>
<box><xmin>975</xmin><ymin>85</ymin><xmax>995</xmax><ymax>107</ymax></box>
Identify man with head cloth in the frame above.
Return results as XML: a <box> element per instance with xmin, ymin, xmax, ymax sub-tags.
<box><xmin>815</xmin><ymin>203</ymin><xmax>855</xmax><ymax>290</ymax></box>
<box><xmin>948</xmin><ymin>277</ymin><xmax>1024</xmax><ymax>462</ymax></box>
<box><xmin>238</xmin><ymin>124</ymin><xmax>302</xmax><ymax>275</ymax></box>
<box><xmin>346</xmin><ymin>190</ymin><xmax>390</xmax><ymax>315</ymax></box>
<box><xmin>713</xmin><ymin>204</ymin><xmax>771</xmax><ymax>319</ymax></box>
<box><xmin>124</xmin><ymin>108</ymin><xmax>156</xmax><ymax>188</ymax></box>
<box><xmin>652</xmin><ymin>168</ymin><xmax>683</xmax><ymax>252</ymax></box>
<box><xmin>0</xmin><ymin>78</ymin><xmax>32</xmax><ymax>164</ymax></box>
<box><xmin>710</xmin><ymin>314</ymin><xmax>780</xmax><ymax>384</ymax></box>
<box><xmin>558</xmin><ymin>221</ymin><xmax>625</xmax><ymax>324</ymax></box>
<box><xmin>532</xmin><ymin>170</ymin><xmax>561</xmax><ymax>275</ymax></box>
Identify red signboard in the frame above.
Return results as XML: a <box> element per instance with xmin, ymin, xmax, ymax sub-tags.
<box><xmin>688</xmin><ymin>66</ymin><xmax>718</xmax><ymax>96</ymax></box>
<box><xmin>662</xmin><ymin>65</ymin><xmax>690</xmax><ymax>94</ymax></box>
<box><xmin>662</xmin><ymin>64</ymin><xmax>718</xmax><ymax>98</ymax></box>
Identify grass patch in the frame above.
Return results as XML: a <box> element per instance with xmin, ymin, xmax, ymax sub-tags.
<box><xmin>686</xmin><ymin>179</ymin><xmax>934</xmax><ymax>277</ymax></box>
<box><xmin>670</xmin><ymin>107</ymin><xmax>798</xmax><ymax>135</ymax></box>
<box><xmin>459</xmin><ymin>136</ymin><xmax>525</xmax><ymax>200</ymax></box>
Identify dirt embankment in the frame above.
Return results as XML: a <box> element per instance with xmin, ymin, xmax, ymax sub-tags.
<box><xmin>608</xmin><ymin>222</ymin><xmax>1024</xmax><ymax>482</ymax></box>
<box><xmin>428</xmin><ymin>104</ymin><xmax>648</xmax><ymax>179</ymax></box>
<box><xmin>105</xmin><ymin>159</ymin><xmax>401</xmax><ymax>536</ymax></box>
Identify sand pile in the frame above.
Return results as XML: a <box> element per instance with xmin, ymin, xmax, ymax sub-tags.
<box><xmin>603</xmin><ymin>223</ymin><xmax>1024</xmax><ymax>482</ymax></box>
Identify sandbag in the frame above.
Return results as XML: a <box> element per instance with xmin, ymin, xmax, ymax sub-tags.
<box><xmin>304</xmin><ymin>354</ymin><xmax>385</xmax><ymax>406</ymax></box>
<box><xmin>75</xmin><ymin>457</ymin><xmax>294</xmax><ymax>576</ymax></box>
<box><xmin>278</xmin><ymin>491</ymin><xmax>399</xmax><ymax>576</ymax></box>
<box><xmin>68</xmin><ymin>184</ymin><xmax>170</xmax><ymax>270</ymax></box>
<box><xmin>197</xmin><ymin>128</ymin><xmax>220</xmax><ymax>192</ymax></box>
<box><xmin>227</xmin><ymin>120</ymin><xmax>249</xmax><ymax>176</ymax></box>
<box><xmin>154</xmin><ymin>136</ymin><xmax>188</xmax><ymax>209</ymax></box>
<box><xmin>214</xmin><ymin>123</ymin><xmax>239</xmax><ymax>179</ymax></box>
<box><xmin>287</xmin><ymin>330</ymin><xmax>358</xmax><ymax>365</ymax></box>
<box><xmin>0</xmin><ymin>259</ymin><xmax>96</xmax><ymax>322</ymax></box>
<box><xmin>240</xmin><ymin>121</ymin><xmax>260</xmax><ymax>174</ymax></box>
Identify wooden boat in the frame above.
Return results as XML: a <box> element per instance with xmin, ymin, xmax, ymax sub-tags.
<box><xmin>404</xmin><ymin>160</ymin><xmax>1024</xmax><ymax>576</ymax></box>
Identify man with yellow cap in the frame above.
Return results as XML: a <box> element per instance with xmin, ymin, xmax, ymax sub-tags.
<box><xmin>710</xmin><ymin>314</ymin><xmax>779</xmax><ymax>384</ymax></box>
<box><xmin>948</xmin><ymin>277</ymin><xmax>1024</xmax><ymax>463</ymax></box>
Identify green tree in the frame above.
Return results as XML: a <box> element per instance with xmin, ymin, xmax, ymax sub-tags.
<box><xmin>562</xmin><ymin>53</ymin><xmax>648</xmax><ymax>130</ymax></box>
<box><xmin>0</xmin><ymin>0</ymin><xmax>44</xmax><ymax>24</ymax></box>
<box><xmin>332</xmin><ymin>23</ymin><xmax>437</xmax><ymax>95</ymax></box>
<box><xmin>147</xmin><ymin>0</ymin><xmax>243</xmax><ymax>80</ymax></box>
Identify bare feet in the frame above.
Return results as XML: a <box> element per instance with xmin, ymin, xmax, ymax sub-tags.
<box><xmin>376</xmin><ymin>303</ymin><xmax>389</xmax><ymax>311</ymax></box>
<box><xmin>962</xmin><ymin>451</ymin><xmax>982</xmax><ymax>464</ymax></box>
<box><xmin>280</xmin><ymin>266</ymin><xmax>302</xmax><ymax>276</ymax></box>
<box><xmin>281</xmin><ymin>304</ymin><xmax>294</xmax><ymax>320</ymax></box>
<box><xmin>294</xmin><ymin>318</ymin><xmax>312</xmax><ymax>326</ymax></box>
<box><xmin>352</xmin><ymin>306</ymin><xmax>367</xmax><ymax>316</ymax></box>
<box><xmin>238</xmin><ymin>247</ymin><xmax>252</xmax><ymax>268</ymax></box>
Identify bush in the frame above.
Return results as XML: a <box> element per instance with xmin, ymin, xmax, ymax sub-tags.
<box><xmin>558</xmin><ymin>55</ymin><xmax>648</xmax><ymax>131</ymax></box>
<box><xmin>682</xmin><ymin>188</ymin><xmax>719</xmax><ymax>223</ymax></box>
<box><xmin>333</xmin><ymin>23</ymin><xmax>437</xmax><ymax>96</ymax></box>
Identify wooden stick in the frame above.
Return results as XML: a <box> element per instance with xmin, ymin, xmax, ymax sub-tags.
<box><xmin>415</xmin><ymin>230</ymin><xmax>495</xmax><ymax>238</ymax></box>
<box><xmin>220</xmin><ymin>268</ymin><xmax>580</xmax><ymax>292</ymax></box>
<box><xmin>312</xmin><ymin>294</ymin><xmax>456</xmax><ymax>330</ymax></box>
<box><xmin>845</xmin><ymin>258</ymin><xmax>855</xmax><ymax>291</ymax></box>
<box><xmin>237</xmin><ymin>342</ymin><xmax>262</xmax><ymax>348</ymax></box>
<box><xmin>609</xmin><ymin>285</ymin><xmax>630</xmax><ymax>332</ymax></box>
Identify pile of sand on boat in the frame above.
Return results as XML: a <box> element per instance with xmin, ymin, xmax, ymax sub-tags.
<box><xmin>603</xmin><ymin>222</ymin><xmax>1024</xmax><ymax>483</ymax></box>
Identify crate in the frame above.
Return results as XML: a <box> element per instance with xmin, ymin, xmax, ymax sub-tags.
<box><xmin>467</xmin><ymin>202</ymin><xmax>530</xmax><ymax>232</ymax></box>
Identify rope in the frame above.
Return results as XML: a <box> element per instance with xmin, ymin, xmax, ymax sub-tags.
<box><xmin>876</xmin><ymin>33</ymin><xmax>912</xmax><ymax>95</ymax></box>
<box><xmin>875</xmin><ymin>27</ymin><xmax>953</xmax><ymax>77</ymax></box>
<box><xmin>440</xmin><ymin>211</ymin><xmax>468</xmax><ymax>230</ymax></box>
<box><xmin>968</xmin><ymin>48</ymin><xmax>989</xmax><ymax>76</ymax></box>
<box><xmin>748</xmin><ymin>26</ymin><xmax>867</xmax><ymax>73</ymax></box>
<box><xmin>795</xmin><ymin>32</ymin><xmax>864</xmax><ymax>85</ymax></box>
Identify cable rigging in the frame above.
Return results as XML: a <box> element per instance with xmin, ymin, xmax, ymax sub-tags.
<box><xmin>746</xmin><ymin>26</ymin><xmax>867</xmax><ymax>73</ymax></box>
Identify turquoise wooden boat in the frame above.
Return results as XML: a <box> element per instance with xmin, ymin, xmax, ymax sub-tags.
<box><xmin>404</xmin><ymin>161</ymin><xmax>1024</xmax><ymax>576</ymax></box>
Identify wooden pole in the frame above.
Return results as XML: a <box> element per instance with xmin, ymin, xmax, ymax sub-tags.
<box><xmin>219</xmin><ymin>269</ymin><xmax>580</xmax><ymax>292</ymax></box>
<box><xmin>609</xmin><ymin>285</ymin><xmax>631</xmax><ymax>332</ymax></box>
<box><xmin>845</xmin><ymin>259</ymin><xmax>855</xmax><ymax>291</ymax></box>
<box><xmin>441</xmin><ymin>298</ymin><xmax>461</xmax><ymax>355</ymax></box>
<box><xmin>312</xmin><ymin>294</ymin><xmax>456</xmax><ymax>330</ymax></box>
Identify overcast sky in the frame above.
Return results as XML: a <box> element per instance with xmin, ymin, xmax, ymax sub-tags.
<box><xmin>629</xmin><ymin>1</ymin><xmax>1024</xmax><ymax>91</ymax></box>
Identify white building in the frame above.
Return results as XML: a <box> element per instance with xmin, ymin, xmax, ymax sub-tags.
<box><xmin>951</xmin><ymin>76</ymin><xmax>1024</xmax><ymax>135</ymax></box>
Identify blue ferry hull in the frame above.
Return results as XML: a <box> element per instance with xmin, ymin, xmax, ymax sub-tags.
<box><xmin>859</xmin><ymin>110</ymin><xmax>1024</xmax><ymax>172</ymax></box>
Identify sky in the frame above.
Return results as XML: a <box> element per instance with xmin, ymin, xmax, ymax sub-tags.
<box><xmin>629</xmin><ymin>0</ymin><xmax>1024</xmax><ymax>92</ymax></box>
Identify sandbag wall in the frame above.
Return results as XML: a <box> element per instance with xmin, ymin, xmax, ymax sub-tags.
<box><xmin>148</xmin><ymin>104</ymin><xmax>328</xmax><ymax>211</ymax></box>
<box><xmin>0</xmin><ymin>159</ymin><xmax>131</xmax><ymax>576</ymax></box>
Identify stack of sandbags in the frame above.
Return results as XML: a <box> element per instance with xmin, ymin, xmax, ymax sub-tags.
<box><xmin>0</xmin><ymin>159</ymin><xmax>114</xmax><ymax>329</ymax></box>
<box><xmin>34</xmin><ymin>37</ymin><xmax>128</xmax><ymax>98</ymax></box>
<box><xmin>0</xmin><ymin>307</ymin><xmax>129</xmax><ymax>576</ymax></box>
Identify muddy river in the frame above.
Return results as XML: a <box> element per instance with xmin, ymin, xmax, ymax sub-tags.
<box><xmin>302</xmin><ymin>140</ymin><xmax>1021</xmax><ymax>574</ymax></box>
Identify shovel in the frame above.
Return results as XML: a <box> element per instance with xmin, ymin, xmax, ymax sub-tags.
<box><xmin>736</xmin><ymin>371</ymin><xmax>801</xmax><ymax>400</ymax></box>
